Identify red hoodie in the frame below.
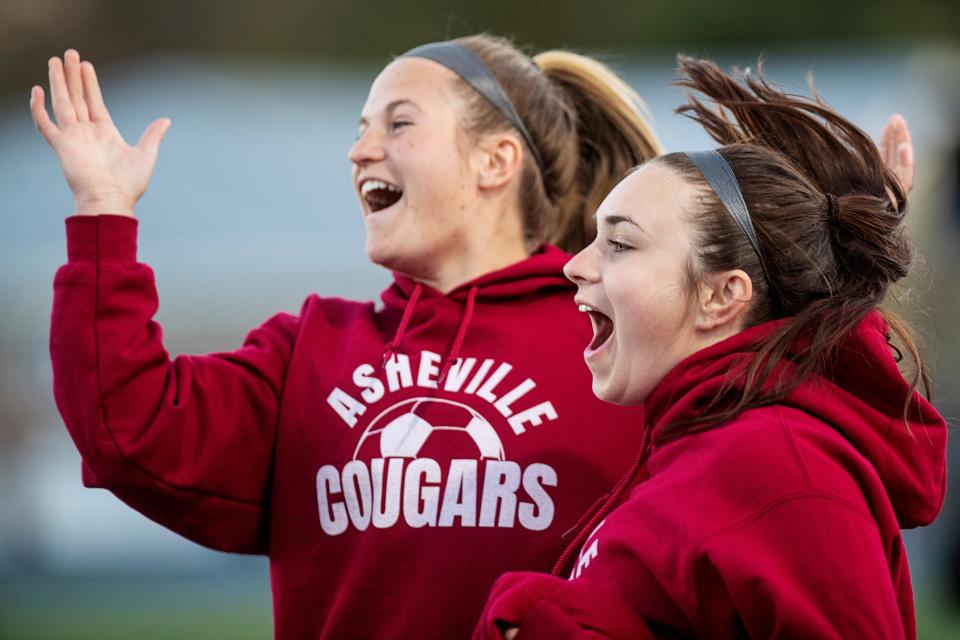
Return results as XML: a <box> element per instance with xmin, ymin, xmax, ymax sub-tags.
<box><xmin>50</xmin><ymin>215</ymin><xmax>646</xmax><ymax>639</ymax></box>
<box><xmin>476</xmin><ymin>311</ymin><xmax>947</xmax><ymax>639</ymax></box>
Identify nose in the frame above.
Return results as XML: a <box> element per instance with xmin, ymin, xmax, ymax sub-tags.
<box><xmin>348</xmin><ymin>125</ymin><xmax>386</xmax><ymax>166</ymax></box>
<box><xmin>563</xmin><ymin>243</ymin><xmax>600</xmax><ymax>285</ymax></box>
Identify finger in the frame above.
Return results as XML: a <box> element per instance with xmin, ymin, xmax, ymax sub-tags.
<box><xmin>80</xmin><ymin>61</ymin><xmax>111</xmax><ymax>122</ymax></box>
<box><xmin>30</xmin><ymin>86</ymin><xmax>60</xmax><ymax>144</ymax></box>
<box><xmin>892</xmin><ymin>113</ymin><xmax>912</xmax><ymax>147</ymax></box>
<box><xmin>883</xmin><ymin>113</ymin><xmax>910</xmax><ymax>168</ymax></box>
<box><xmin>48</xmin><ymin>56</ymin><xmax>76</xmax><ymax>126</ymax></box>
<box><xmin>887</xmin><ymin>114</ymin><xmax>911</xmax><ymax>159</ymax></box>
<box><xmin>881</xmin><ymin>115</ymin><xmax>895</xmax><ymax>165</ymax></box>
<box><xmin>898</xmin><ymin>142</ymin><xmax>914</xmax><ymax>192</ymax></box>
<box><xmin>63</xmin><ymin>49</ymin><xmax>89</xmax><ymax>122</ymax></box>
<box><xmin>886</xmin><ymin>115</ymin><xmax>914</xmax><ymax>192</ymax></box>
<box><xmin>136</xmin><ymin>118</ymin><xmax>172</xmax><ymax>156</ymax></box>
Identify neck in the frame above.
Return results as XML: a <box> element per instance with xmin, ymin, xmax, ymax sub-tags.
<box><xmin>415</xmin><ymin>200</ymin><xmax>528</xmax><ymax>294</ymax></box>
<box><xmin>417</xmin><ymin>240</ymin><xmax>528</xmax><ymax>294</ymax></box>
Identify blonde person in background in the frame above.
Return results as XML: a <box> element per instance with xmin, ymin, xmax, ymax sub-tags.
<box><xmin>33</xmin><ymin>36</ymin><xmax>660</xmax><ymax>639</ymax></box>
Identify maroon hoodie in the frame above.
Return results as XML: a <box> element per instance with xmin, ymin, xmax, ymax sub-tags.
<box><xmin>476</xmin><ymin>311</ymin><xmax>947</xmax><ymax>639</ymax></box>
<box><xmin>50</xmin><ymin>215</ymin><xmax>646</xmax><ymax>639</ymax></box>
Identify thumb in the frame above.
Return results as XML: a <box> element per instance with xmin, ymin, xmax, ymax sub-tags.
<box><xmin>136</xmin><ymin>117</ymin><xmax>171</xmax><ymax>156</ymax></box>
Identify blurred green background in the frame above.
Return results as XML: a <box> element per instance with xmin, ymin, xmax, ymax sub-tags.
<box><xmin>2</xmin><ymin>0</ymin><xmax>960</xmax><ymax>92</ymax></box>
<box><xmin>2</xmin><ymin>1</ymin><xmax>960</xmax><ymax>638</ymax></box>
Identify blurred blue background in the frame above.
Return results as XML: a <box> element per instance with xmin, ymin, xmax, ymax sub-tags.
<box><xmin>1</xmin><ymin>1</ymin><xmax>959</xmax><ymax>638</ymax></box>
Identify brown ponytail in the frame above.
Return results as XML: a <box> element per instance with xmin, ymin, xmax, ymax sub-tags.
<box><xmin>655</xmin><ymin>57</ymin><xmax>928</xmax><ymax>439</ymax></box>
<box><xmin>453</xmin><ymin>34</ymin><xmax>662</xmax><ymax>253</ymax></box>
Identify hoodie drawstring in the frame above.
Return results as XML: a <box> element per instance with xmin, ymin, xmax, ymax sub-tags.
<box><xmin>438</xmin><ymin>285</ymin><xmax>478</xmax><ymax>384</ymax></box>
<box><xmin>551</xmin><ymin>424</ymin><xmax>654</xmax><ymax>577</ymax></box>
<box><xmin>381</xmin><ymin>283</ymin><xmax>478</xmax><ymax>379</ymax></box>
<box><xmin>382</xmin><ymin>282</ymin><xmax>423</xmax><ymax>367</ymax></box>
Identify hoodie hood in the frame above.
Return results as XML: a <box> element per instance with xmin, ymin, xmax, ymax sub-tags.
<box><xmin>644</xmin><ymin>310</ymin><xmax>947</xmax><ymax>529</ymax></box>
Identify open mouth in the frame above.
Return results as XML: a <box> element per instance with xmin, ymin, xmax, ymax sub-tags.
<box><xmin>361</xmin><ymin>179</ymin><xmax>403</xmax><ymax>212</ymax></box>
<box><xmin>579</xmin><ymin>304</ymin><xmax>614</xmax><ymax>352</ymax></box>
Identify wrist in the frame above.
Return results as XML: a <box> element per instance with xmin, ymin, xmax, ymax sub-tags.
<box><xmin>74</xmin><ymin>191</ymin><xmax>137</xmax><ymax>217</ymax></box>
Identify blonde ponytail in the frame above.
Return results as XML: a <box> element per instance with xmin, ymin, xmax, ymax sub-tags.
<box><xmin>453</xmin><ymin>34</ymin><xmax>662</xmax><ymax>253</ymax></box>
<box><xmin>535</xmin><ymin>51</ymin><xmax>663</xmax><ymax>250</ymax></box>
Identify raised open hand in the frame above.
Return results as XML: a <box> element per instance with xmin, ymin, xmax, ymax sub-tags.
<box><xmin>30</xmin><ymin>49</ymin><xmax>171</xmax><ymax>216</ymax></box>
<box><xmin>881</xmin><ymin>113</ymin><xmax>914</xmax><ymax>194</ymax></box>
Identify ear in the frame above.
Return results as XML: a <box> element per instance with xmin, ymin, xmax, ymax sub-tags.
<box><xmin>474</xmin><ymin>132</ymin><xmax>524</xmax><ymax>191</ymax></box>
<box><xmin>694</xmin><ymin>269</ymin><xmax>753</xmax><ymax>332</ymax></box>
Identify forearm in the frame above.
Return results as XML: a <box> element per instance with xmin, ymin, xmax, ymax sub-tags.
<box><xmin>51</xmin><ymin>215</ymin><xmax>293</xmax><ymax>551</ymax></box>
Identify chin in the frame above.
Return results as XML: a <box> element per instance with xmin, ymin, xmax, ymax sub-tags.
<box><xmin>365</xmin><ymin>237</ymin><xmax>425</xmax><ymax>276</ymax></box>
<box><xmin>363</xmin><ymin>240</ymin><xmax>385</xmax><ymax>266</ymax></box>
<box><xmin>592</xmin><ymin>375</ymin><xmax>647</xmax><ymax>407</ymax></box>
<box><xmin>363</xmin><ymin>230</ymin><xmax>398</xmax><ymax>266</ymax></box>
<box><xmin>592</xmin><ymin>377</ymin><xmax>622</xmax><ymax>405</ymax></box>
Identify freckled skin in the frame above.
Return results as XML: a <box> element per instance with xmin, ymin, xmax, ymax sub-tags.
<box><xmin>348</xmin><ymin>58</ymin><xmax>528</xmax><ymax>293</ymax></box>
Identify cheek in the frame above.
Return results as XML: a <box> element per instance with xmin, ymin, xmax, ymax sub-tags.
<box><xmin>406</xmin><ymin>124</ymin><xmax>469</xmax><ymax>177</ymax></box>
<box><xmin>612</xmin><ymin>264</ymin><xmax>692</xmax><ymax>359</ymax></box>
<box><xmin>407</xmin><ymin>156</ymin><xmax>469</xmax><ymax>214</ymax></box>
<box><xmin>616</xmin><ymin>261</ymin><xmax>689</xmax><ymax>320</ymax></box>
<box><xmin>414</xmin><ymin>170</ymin><xmax>474</xmax><ymax>234</ymax></box>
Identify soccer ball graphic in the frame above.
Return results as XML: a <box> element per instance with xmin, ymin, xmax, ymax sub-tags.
<box><xmin>353</xmin><ymin>397</ymin><xmax>505</xmax><ymax>461</ymax></box>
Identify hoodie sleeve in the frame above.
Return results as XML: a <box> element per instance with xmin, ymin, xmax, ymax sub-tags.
<box><xmin>51</xmin><ymin>215</ymin><xmax>299</xmax><ymax>554</ymax></box>
<box><xmin>692</xmin><ymin>492</ymin><xmax>907</xmax><ymax>639</ymax></box>
<box><xmin>473</xmin><ymin>572</ymin><xmax>654</xmax><ymax>640</ymax></box>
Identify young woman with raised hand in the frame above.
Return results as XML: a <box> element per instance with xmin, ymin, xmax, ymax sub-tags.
<box><xmin>31</xmin><ymin>37</ymin><xmax>662</xmax><ymax>638</ymax></box>
<box><xmin>477</xmin><ymin>58</ymin><xmax>946</xmax><ymax>640</ymax></box>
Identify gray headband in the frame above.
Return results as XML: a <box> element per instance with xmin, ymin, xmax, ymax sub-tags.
<box><xmin>401</xmin><ymin>41</ymin><xmax>546</xmax><ymax>175</ymax></box>
<box><xmin>684</xmin><ymin>150</ymin><xmax>774</xmax><ymax>287</ymax></box>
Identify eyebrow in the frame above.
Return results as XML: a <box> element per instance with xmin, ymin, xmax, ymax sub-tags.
<box><xmin>358</xmin><ymin>99</ymin><xmax>422</xmax><ymax>127</ymax></box>
<box><xmin>598</xmin><ymin>214</ymin><xmax>645</xmax><ymax>232</ymax></box>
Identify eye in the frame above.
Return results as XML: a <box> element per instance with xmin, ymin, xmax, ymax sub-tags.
<box><xmin>607</xmin><ymin>239</ymin><xmax>632</xmax><ymax>254</ymax></box>
<box><xmin>391</xmin><ymin>119</ymin><xmax>412</xmax><ymax>132</ymax></box>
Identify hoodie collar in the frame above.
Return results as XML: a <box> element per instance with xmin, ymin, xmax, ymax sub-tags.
<box><xmin>379</xmin><ymin>244</ymin><xmax>574</xmax><ymax>378</ymax></box>
<box><xmin>644</xmin><ymin>310</ymin><xmax>947</xmax><ymax>529</ymax></box>
<box><xmin>552</xmin><ymin>310</ymin><xmax>947</xmax><ymax>578</ymax></box>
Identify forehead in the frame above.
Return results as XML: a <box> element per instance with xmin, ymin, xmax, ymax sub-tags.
<box><xmin>362</xmin><ymin>57</ymin><xmax>462</xmax><ymax>113</ymax></box>
<box><xmin>597</xmin><ymin>162</ymin><xmax>694</xmax><ymax>234</ymax></box>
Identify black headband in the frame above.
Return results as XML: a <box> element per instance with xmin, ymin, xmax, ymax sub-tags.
<box><xmin>684</xmin><ymin>150</ymin><xmax>774</xmax><ymax>287</ymax></box>
<box><xmin>401</xmin><ymin>41</ymin><xmax>546</xmax><ymax>175</ymax></box>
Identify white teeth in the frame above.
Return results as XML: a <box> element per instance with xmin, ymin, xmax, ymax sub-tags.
<box><xmin>361</xmin><ymin>179</ymin><xmax>400</xmax><ymax>196</ymax></box>
<box><xmin>578</xmin><ymin>304</ymin><xmax>595</xmax><ymax>313</ymax></box>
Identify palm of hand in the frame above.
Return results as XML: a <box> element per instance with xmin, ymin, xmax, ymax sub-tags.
<box><xmin>30</xmin><ymin>49</ymin><xmax>170</xmax><ymax>215</ymax></box>
<box><xmin>54</xmin><ymin>118</ymin><xmax>156</xmax><ymax>205</ymax></box>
